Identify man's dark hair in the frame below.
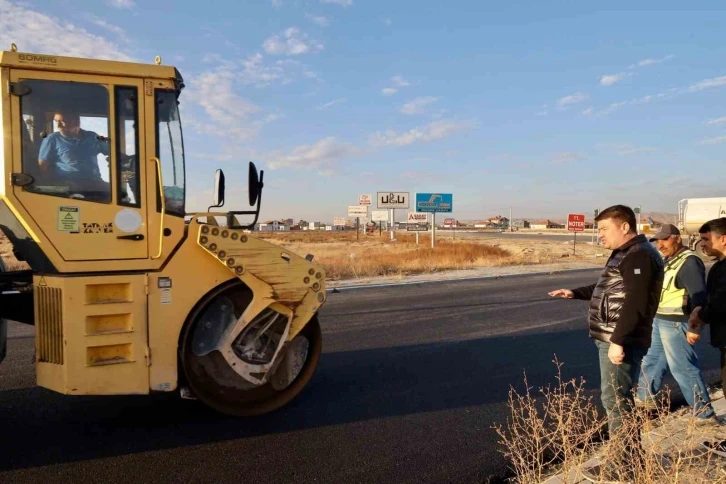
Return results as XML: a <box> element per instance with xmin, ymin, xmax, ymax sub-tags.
<box><xmin>699</xmin><ymin>217</ymin><xmax>726</xmax><ymax>236</ymax></box>
<box><xmin>595</xmin><ymin>204</ymin><xmax>637</xmax><ymax>233</ymax></box>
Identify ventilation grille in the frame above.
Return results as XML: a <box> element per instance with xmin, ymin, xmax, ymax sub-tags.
<box><xmin>35</xmin><ymin>286</ymin><xmax>63</xmax><ymax>364</ymax></box>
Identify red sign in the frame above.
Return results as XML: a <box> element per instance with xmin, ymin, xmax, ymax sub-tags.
<box><xmin>444</xmin><ymin>218</ymin><xmax>455</xmax><ymax>225</ymax></box>
<box><xmin>567</xmin><ymin>213</ymin><xmax>586</xmax><ymax>232</ymax></box>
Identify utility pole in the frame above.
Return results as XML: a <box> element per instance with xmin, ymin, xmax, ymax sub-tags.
<box><xmin>509</xmin><ymin>206</ymin><xmax>512</xmax><ymax>232</ymax></box>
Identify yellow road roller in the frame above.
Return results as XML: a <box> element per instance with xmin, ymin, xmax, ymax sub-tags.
<box><xmin>0</xmin><ymin>45</ymin><xmax>326</xmax><ymax>416</ymax></box>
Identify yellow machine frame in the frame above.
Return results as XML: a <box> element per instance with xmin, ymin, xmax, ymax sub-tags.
<box><xmin>0</xmin><ymin>47</ymin><xmax>326</xmax><ymax>415</ymax></box>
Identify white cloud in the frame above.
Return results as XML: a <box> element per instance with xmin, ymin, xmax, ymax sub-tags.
<box><xmin>0</xmin><ymin>1</ymin><xmax>133</xmax><ymax>61</ymax></box>
<box><xmin>263</xmin><ymin>27</ymin><xmax>323</xmax><ymax>56</ymax></box>
<box><xmin>400</xmin><ymin>96</ymin><xmax>438</xmax><ymax>115</ymax></box>
<box><xmin>107</xmin><ymin>0</ymin><xmax>135</xmax><ymax>8</ymax></box>
<box><xmin>551</xmin><ymin>152</ymin><xmax>586</xmax><ymax>164</ymax></box>
<box><xmin>85</xmin><ymin>15</ymin><xmax>127</xmax><ymax>40</ymax></box>
<box><xmin>706</xmin><ymin>116</ymin><xmax>726</xmax><ymax>125</ymax></box>
<box><xmin>203</xmin><ymin>52</ymin><xmax>297</xmax><ymax>87</ymax></box>
<box><xmin>317</xmin><ymin>98</ymin><xmax>346</xmax><ymax>110</ymax></box>
<box><xmin>616</xmin><ymin>145</ymin><xmax>655</xmax><ymax>156</ymax></box>
<box><xmin>391</xmin><ymin>75</ymin><xmax>410</xmax><ymax>87</ymax></box>
<box><xmin>582</xmin><ymin>107</ymin><xmax>593</xmax><ymax>116</ymax></box>
<box><xmin>263</xmin><ymin>137</ymin><xmax>361</xmax><ymax>174</ymax></box>
<box><xmin>599</xmin><ymin>73</ymin><xmax>631</xmax><ymax>86</ymax></box>
<box><xmin>381</xmin><ymin>76</ymin><xmax>410</xmax><ymax>96</ymax></box>
<box><xmin>596</xmin><ymin>101</ymin><xmax>628</xmax><ymax>116</ymax></box>
<box><xmin>382</xmin><ymin>17</ymin><xmax>392</xmax><ymax>26</ymax></box>
<box><xmin>557</xmin><ymin>92</ymin><xmax>588</xmax><ymax>108</ymax></box>
<box><xmin>697</xmin><ymin>135</ymin><xmax>726</xmax><ymax>146</ymax></box>
<box><xmin>271</xmin><ymin>0</ymin><xmax>283</xmax><ymax>7</ymax></box>
<box><xmin>628</xmin><ymin>55</ymin><xmax>674</xmax><ymax>69</ymax></box>
<box><xmin>187</xmin><ymin>67</ymin><xmax>273</xmax><ymax>142</ymax></box>
<box><xmin>688</xmin><ymin>76</ymin><xmax>726</xmax><ymax>92</ymax></box>
<box><xmin>306</xmin><ymin>14</ymin><xmax>329</xmax><ymax>26</ymax></box>
<box><xmin>321</xmin><ymin>0</ymin><xmax>353</xmax><ymax>6</ymax></box>
<box><xmin>370</xmin><ymin>119</ymin><xmax>475</xmax><ymax>147</ymax></box>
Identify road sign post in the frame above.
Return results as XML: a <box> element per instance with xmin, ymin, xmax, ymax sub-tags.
<box><xmin>567</xmin><ymin>213</ymin><xmax>585</xmax><ymax>255</ymax></box>
<box><xmin>415</xmin><ymin>193</ymin><xmax>453</xmax><ymax>248</ymax></box>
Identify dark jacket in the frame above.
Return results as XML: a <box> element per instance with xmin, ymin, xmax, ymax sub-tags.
<box><xmin>699</xmin><ymin>258</ymin><xmax>726</xmax><ymax>348</ymax></box>
<box><xmin>570</xmin><ymin>234</ymin><xmax>665</xmax><ymax>348</ymax></box>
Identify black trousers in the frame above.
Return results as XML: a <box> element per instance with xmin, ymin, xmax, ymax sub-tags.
<box><xmin>720</xmin><ymin>348</ymin><xmax>726</xmax><ymax>387</ymax></box>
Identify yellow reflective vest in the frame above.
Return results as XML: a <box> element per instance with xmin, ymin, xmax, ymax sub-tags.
<box><xmin>657</xmin><ymin>248</ymin><xmax>699</xmax><ymax>316</ymax></box>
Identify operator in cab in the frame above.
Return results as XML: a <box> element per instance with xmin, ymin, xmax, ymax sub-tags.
<box><xmin>37</xmin><ymin>110</ymin><xmax>111</xmax><ymax>201</ymax></box>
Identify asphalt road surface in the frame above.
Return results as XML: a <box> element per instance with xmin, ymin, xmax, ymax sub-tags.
<box><xmin>1</xmin><ymin>270</ymin><xmax>722</xmax><ymax>483</ymax></box>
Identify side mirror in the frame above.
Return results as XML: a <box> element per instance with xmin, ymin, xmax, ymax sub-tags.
<box><xmin>248</xmin><ymin>161</ymin><xmax>263</xmax><ymax>206</ymax></box>
<box><xmin>208</xmin><ymin>169</ymin><xmax>225</xmax><ymax>211</ymax></box>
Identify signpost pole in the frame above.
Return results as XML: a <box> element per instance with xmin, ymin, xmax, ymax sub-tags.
<box><xmin>416</xmin><ymin>231</ymin><xmax>419</xmax><ymax>244</ymax></box>
<box><xmin>390</xmin><ymin>209</ymin><xmax>394</xmax><ymax>241</ymax></box>
<box><xmin>573</xmin><ymin>231</ymin><xmax>577</xmax><ymax>255</ymax></box>
<box><xmin>431</xmin><ymin>213</ymin><xmax>436</xmax><ymax>248</ymax></box>
<box><xmin>356</xmin><ymin>217</ymin><xmax>359</xmax><ymax>242</ymax></box>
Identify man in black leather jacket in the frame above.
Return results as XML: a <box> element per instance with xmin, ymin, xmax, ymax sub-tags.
<box><xmin>688</xmin><ymin>217</ymin><xmax>726</xmax><ymax>388</ymax></box>
<box><xmin>549</xmin><ymin>205</ymin><xmax>664</xmax><ymax>481</ymax></box>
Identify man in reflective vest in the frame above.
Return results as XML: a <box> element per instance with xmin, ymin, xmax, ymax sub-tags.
<box><xmin>635</xmin><ymin>224</ymin><xmax>718</xmax><ymax>424</ymax></box>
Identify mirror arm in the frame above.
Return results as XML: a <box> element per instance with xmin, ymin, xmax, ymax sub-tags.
<box><xmin>226</xmin><ymin>175</ymin><xmax>263</xmax><ymax>230</ymax></box>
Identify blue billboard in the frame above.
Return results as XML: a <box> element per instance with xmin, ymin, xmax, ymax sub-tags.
<box><xmin>415</xmin><ymin>193</ymin><xmax>453</xmax><ymax>213</ymax></box>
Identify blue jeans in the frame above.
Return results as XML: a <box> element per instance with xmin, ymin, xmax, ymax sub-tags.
<box><xmin>596</xmin><ymin>340</ymin><xmax>648</xmax><ymax>435</ymax></box>
<box><xmin>636</xmin><ymin>317</ymin><xmax>714</xmax><ymax>419</ymax></box>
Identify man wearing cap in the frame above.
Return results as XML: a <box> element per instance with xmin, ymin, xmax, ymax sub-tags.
<box><xmin>635</xmin><ymin>224</ymin><xmax>717</xmax><ymax>424</ymax></box>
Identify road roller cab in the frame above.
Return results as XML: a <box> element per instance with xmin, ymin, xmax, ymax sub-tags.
<box><xmin>0</xmin><ymin>45</ymin><xmax>326</xmax><ymax>416</ymax></box>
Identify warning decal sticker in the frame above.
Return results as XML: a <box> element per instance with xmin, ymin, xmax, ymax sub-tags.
<box><xmin>57</xmin><ymin>206</ymin><xmax>79</xmax><ymax>232</ymax></box>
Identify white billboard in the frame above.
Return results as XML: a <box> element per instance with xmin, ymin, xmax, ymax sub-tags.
<box><xmin>377</xmin><ymin>192</ymin><xmax>409</xmax><ymax>209</ymax></box>
<box><xmin>407</xmin><ymin>212</ymin><xmax>429</xmax><ymax>223</ymax></box>
<box><xmin>371</xmin><ymin>210</ymin><xmax>389</xmax><ymax>222</ymax></box>
<box><xmin>348</xmin><ymin>206</ymin><xmax>368</xmax><ymax>217</ymax></box>
<box><xmin>333</xmin><ymin>217</ymin><xmax>346</xmax><ymax>226</ymax></box>
<box><xmin>359</xmin><ymin>194</ymin><xmax>372</xmax><ymax>206</ymax></box>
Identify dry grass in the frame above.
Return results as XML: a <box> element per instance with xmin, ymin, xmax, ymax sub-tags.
<box><xmin>1</xmin><ymin>229</ymin><xmax>603</xmax><ymax>280</ymax></box>
<box><xmin>256</xmin><ymin>231</ymin><xmax>513</xmax><ymax>280</ymax></box>
<box><xmin>255</xmin><ymin>231</ymin><xmax>601</xmax><ymax>281</ymax></box>
<box><xmin>494</xmin><ymin>357</ymin><xmax>726</xmax><ymax>484</ymax></box>
<box><xmin>0</xmin><ymin>231</ymin><xmax>28</xmax><ymax>271</ymax></box>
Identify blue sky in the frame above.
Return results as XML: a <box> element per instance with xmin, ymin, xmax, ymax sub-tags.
<box><xmin>2</xmin><ymin>0</ymin><xmax>726</xmax><ymax>223</ymax></box>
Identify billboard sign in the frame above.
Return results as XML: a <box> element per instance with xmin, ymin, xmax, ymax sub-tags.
<box><xmin>407</xmin><ymin>223</ymin><xmax>429</xmax><ymax>232</ymax></box>
<box><xmin>377</xmin><ymin>192</ymin><xmax>410</xmax><ymax>209</ymax></box>
<box><xmin>348</xmin><ymin>206</ymin><xmax>368</xmax><ymax>217</ymax></box>
<box><xmin>359</xmin><ymin>194</ymin><xmax>372</xmax><ymax>206</ymax></box>
<box><xmin>371</xmin><ymin>210</ymin><xmax>389</xmax><ymax>222</ymax></box>
<box><xmin>567</xmin><ymin>213</ymin><xmax>586</xmax><ymax>232</ymax></box>
<box><xmin>333</xmin><ymin>217</ymin><xmax>346</xmax><ymax>226</ymax></box>
<box><xmin>407</xmin><ymin>212</ymin><xmax>429</xmax><ymax>223</ymax></box>
<box><xmin>415</xmin><ymin>193</ymin><xmax>453</xmax><ymax>213</ymax></box>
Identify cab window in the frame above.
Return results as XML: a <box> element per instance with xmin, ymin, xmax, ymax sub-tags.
<box><xmin>19</xmin><ymin>80</ymin><xmax>111</xmax><ymax>203</ymax></box>
<box><xmin>155</xmin><ymin>90</ymin><xmax>186</xmax><ymax>216</ymax></box>
<box><xmin>115</xmin><ymin>87</ymin><xmax>140</xmax><ymax>207</ymax></box>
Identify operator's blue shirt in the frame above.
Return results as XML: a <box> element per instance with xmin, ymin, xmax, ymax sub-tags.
<box><xmin>38</xmin><ymin>130</ymin><xmax>109</xmax><ymax>181</ymax></box>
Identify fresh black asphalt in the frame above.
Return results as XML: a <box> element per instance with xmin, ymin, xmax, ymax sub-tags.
<box><xmin>0</xmin><ymin>269</ymin><xmax>721</xmax><ymax>483</ymax></box>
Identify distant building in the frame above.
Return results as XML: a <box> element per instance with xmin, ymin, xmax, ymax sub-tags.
<box><xmin>531</xmin><ymin>220</ymin><xmax>564</xmax><ymax>230</ymax></box>
<box><xmin>258</xmin><ymin>220</ymin><xmax>290</xmax><ymax>232</ymax></box>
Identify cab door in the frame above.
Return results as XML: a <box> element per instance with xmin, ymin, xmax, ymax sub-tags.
<box><xmin>9</xmin><ymin>70</ymin><xmax>149</xmax><ymax>261</ymax></box>
<box><xmin>143</xmin><ymin>81</ymin><xmax>186</xmax><ymax>264</ymax></box>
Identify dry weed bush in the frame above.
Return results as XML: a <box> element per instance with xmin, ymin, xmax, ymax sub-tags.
<box><xmin>257</xmin><ymin>231</ymin><xmax>514</xmax><ymax>280</ymax></box>
<box><xmin>495</xmin><ymin>357</ymin><xmax>726</xmax><ymax>483</ymax></box>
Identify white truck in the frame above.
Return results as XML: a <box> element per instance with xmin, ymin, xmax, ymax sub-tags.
<box><xmin>677</xmin><ymin>197</ymin><xmax>726</xmax><ymax>257</ymax></box>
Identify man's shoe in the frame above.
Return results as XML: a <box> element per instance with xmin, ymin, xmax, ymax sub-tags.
<box><xmin>580</xmin><ymin>464</ymin><xmax>631</xmax><ymax>483</ymax></box>
<box><xmin>633</xmin><ymin>395</ymin><xmax>658</xmax><ymax>410</ymax></box>
<box><xmin>694</xmin><ymin>414</ymin><xmax>723</xmax><ymax>427</ymax></box>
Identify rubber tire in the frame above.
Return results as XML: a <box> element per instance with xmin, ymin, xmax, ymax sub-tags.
<box><xmin>180</xmin><ymin>283</ymin><xmax>323</xmax><ymax>417</ymax></box>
